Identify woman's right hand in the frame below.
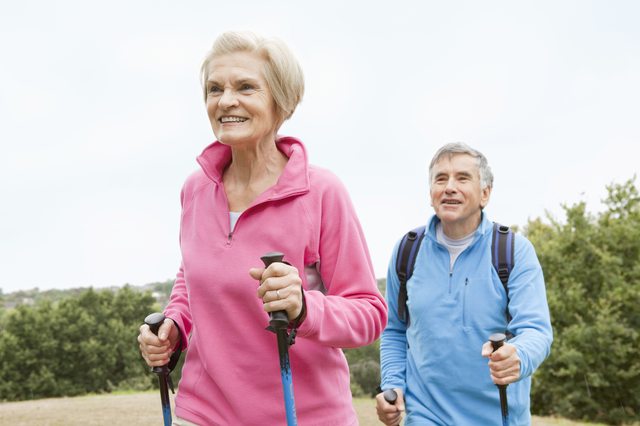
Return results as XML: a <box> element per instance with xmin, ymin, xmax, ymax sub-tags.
<box><xmin>138</xmin><ymin>317</ymin><xmax>180</xmax><ymax>367</ymax></box>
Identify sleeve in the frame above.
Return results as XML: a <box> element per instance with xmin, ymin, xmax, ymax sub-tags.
<box><xmin>163</xmin><ymin>184</ymin><xmax>193</xmax><ymax>350</ymax></box>
<box><xmin>507</xmin><ymin>235</ymin><xmax>554</xmax><ymax>379</ymax></box>
<box><xmin>294</xmin><ymin>173</ymin><xmax>388</xmax><ymax>348</ymax></box>
<box><xmin>380</xmin><ymin>240</ymin><xmax>408</xmax><ymax>391</ymax></box>
<box><xmin>164</xmin><ymin>263</ymin><xmax>191</xmax><ymax>351</ymax></box>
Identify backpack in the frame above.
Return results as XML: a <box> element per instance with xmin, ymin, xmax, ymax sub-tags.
<box><xmin>395</xmin><ymin>222</ymin><xmax>515</xmax><ymax>327</ymax></box>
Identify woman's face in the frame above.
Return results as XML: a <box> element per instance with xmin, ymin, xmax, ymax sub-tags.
<box><xmin>204</xmin><ymin>51</ymin><xmax>279</xmax><ymax>147</ymax></box>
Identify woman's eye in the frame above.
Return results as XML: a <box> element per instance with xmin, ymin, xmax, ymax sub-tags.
<box><xmin>240</xmin><ymin>83</ymin><xmax>255</xmax><ymax>91</ymax></box>
<box><xmin>208</xmin><ymin>85</ymin><xmax>222</xmax><ymax>94</ymax></box>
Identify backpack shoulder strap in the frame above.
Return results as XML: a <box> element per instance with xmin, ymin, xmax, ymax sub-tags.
<box><xmin>491</xmin><ymin>222</ymin><xmax>515</xmax><ymax>322</ymax></box>
<box><xmin>395</xmin><ymin>225</ymin><xmax>426</xmax><ymax>324</ymax></box>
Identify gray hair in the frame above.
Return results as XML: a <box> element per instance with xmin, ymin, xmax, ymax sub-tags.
<box><xmin>429</xmin><ymin>142</ymin><xmax>494</xmax><ymax>189</ymax></box>
<box><xmin>200</xmin><ymin>31</ymin><xmax>305</xmax><ymax>124</ymax></box>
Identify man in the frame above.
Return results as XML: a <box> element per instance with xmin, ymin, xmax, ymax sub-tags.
<box><xmin>376</xmin><ymin>143</ymin><xmax>552</xmax><ymax>425</ymax></box>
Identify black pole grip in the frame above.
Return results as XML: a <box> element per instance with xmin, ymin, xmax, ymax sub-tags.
<box><xmin>145</xmin><ymin>312</ymin><xmax>166</xmax><ymax>336</ymax></box>
<box><xmin>261</xmin><ymin>252</ymin><xmax>289</xmax><ymax>330</ymax></box>
<box><xmin>490</xmin><ymin>332</ymin><xmax>506</xmax><ymax>352</ymax></box>
<box><xmin>144</xmin><ymin>312</ymin><xmax>170</xmax><ymax>375</ymax></box>
<box><xmin>383</xmin><ymin>389</ymin><xmax>398</xmax><ymax>405</ymax></box>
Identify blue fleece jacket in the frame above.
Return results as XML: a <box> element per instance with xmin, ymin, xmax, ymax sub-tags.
<box><xmin>381</xmin><ymin>214</ymin><xmax>552</xmax><ymax>425</ymax></box>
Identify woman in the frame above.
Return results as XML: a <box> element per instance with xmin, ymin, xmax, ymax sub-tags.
<box><xmin>138</xmin><ymin>31</ymin><xmax>387</xmax><ymax>425</ymax></box>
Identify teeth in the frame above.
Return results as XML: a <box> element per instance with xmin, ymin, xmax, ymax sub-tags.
<box><xmin>444</xmin><ymin>200</ymin><xmax>461</xmax><ymax>204</ymax></box>
<box><xmin>220</xmin><ymin>116</ymin><xmax>247</xmax><ymax>123</ymax></box>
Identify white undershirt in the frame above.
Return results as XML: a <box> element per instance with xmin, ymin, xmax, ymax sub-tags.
<box><xmin>436</xmin><ymin>223</ymin><xmax>475</xmax><ymax>272</ymax></box>
<box><xmin>229</xmin><ymin>211</ymin><xmax>242</xmax><ymax>232</ymax></box>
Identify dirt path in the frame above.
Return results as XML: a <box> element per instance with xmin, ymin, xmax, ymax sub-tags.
<box><xmin>0</xmin><ymin>392</ymin><xmax>597</xmax><ymax>425</ymax></box>
<box><xmin>0</xmin><ymin>392</ymin><xmax>167</xmax><ymax>425</ymax></box>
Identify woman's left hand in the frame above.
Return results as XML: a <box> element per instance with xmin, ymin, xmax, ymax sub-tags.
<box><xmin>250</xmin><ymin>262</ymin><xmax>303</xmax><ymax>321</ymax></box>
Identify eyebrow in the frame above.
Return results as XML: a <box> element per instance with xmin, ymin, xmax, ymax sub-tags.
<box><xmin>206</xmin><ymin>77</ymin><xmax>261</xmax><ymax>86</ymax></box>
<box><xmin>433</xmin><ymin>171</ymin><xmax>475</xmax><ymax>180</ymax></box>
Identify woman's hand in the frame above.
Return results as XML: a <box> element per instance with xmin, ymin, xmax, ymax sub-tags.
<box><xmin>251</xmin><ymin>262</ymin><xmax>303</xmax><ymax>321</ymax></box>
<box><xmin>138</xmin><ymin>318</ymin><xmax>180</xmax><ymax>367</ymax></box>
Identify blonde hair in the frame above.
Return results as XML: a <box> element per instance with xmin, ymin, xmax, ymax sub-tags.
<box><xmin>200</xmin><ymin>31</ymin><xmax>305</xmax><ymax>123</ymax></box>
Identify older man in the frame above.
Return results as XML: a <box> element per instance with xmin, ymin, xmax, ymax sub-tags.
<box><xmin>376</xmin><ymin>143</ymin><xmax>552</xmax><ymax>425</ymax></box>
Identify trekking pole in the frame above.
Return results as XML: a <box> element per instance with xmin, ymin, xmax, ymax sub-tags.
<box><xmin>489</xmin><ymin>333</ymin><xmax>509</xmax><ymax>426</ymax></box>
<box><xmin>145</xmin><ymin>312</ymin><xmax>172</xmax><ymax>426</ymax></box>
<box><xmin>261</xmin><ymin>252</ymin><xmax>298</xmax><ymax>426</ymax></box>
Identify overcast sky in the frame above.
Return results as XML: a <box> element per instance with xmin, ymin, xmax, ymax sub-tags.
<box><xmin>1</xmin><ymin>1</ymin><xmax>639</xmax><ymax>293</ymax></box>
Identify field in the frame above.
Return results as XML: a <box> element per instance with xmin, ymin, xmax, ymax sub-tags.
<box><xmin>0</xmin><ymin>392</ymin><xmax>605</xmax><ymax>425</ymax></box>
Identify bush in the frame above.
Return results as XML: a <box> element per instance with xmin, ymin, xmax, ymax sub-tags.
<box><xmin>527</xmin><ymin>178</ymin><xmax>640</xmax><ymax>425</ymax></box>
<box><xmin>344</xmin><ymin>340</ymin><xmax>381</xmax><ymax>397</ymax></box>
<box><xmin>0</xmin><ymin>286</ymin><xmax>156</xmax><ymax>401</ymax></box>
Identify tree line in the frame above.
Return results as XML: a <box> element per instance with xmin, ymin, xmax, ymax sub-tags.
<box><xmin>1</xmin><ymin>179</ymin><xmax>638</xmax><ymax>424</ymax></box>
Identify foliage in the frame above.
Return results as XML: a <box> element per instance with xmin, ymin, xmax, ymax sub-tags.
<box><xmin>527</xmin><ymin>178</ymin><xmax>640</xmax><ymax>425</ymax></box>
<box><xmin>344</xmin><ymin>340</ymin><xmax>381</xmax><ymax>397</ymax></box>
<box><xmin>0</xmin><ymin>286</ymin><xmax>156</xmax><ymax>401</ymax></box>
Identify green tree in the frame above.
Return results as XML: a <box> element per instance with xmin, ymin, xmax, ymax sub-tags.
<box><xmin>527</xmin><ymin>178</ymin><xmax>640</xmax><ymax>425</ymax></box>
<box><xmin>0</xmin><ymin>286</ymin><xmax>156</xmax><ymax>401</ymax></box>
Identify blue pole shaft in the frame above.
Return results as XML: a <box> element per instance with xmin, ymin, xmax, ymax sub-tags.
<box><xmin>158</xmin><ymin>372</ymin><xmax>172</xmax><ymax>426</ymax></box>
<box><xmin>277</xmin><ymin>330</ymin><xmax>298</xmax><ymax>426</ymax></box>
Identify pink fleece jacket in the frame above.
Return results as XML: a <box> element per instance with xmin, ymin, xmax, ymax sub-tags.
<box><xmin>164</xmin><ymin>136</ymin><xmax>387</xmax><ymax>425</ymax></box>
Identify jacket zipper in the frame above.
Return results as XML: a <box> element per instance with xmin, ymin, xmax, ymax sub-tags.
<box><xmin>462</xmin><ymin>277</ymin><xmax>469</xmax><ymax>327</ymax></box>
<box><xmin>223</xmin><ymin>191</ymin><xmax>305</xmax><ymax>246</ymax></box>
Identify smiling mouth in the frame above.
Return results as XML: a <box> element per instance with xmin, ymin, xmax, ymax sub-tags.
<box><xmin>220</xmin><ymin>116</ymin><xmax>247</xmax><ymax>123</ymax></box>
<box><xmin>442</xmin><ymin>200</ymin><xmax>462</xmax><ymax>205</ymax></box>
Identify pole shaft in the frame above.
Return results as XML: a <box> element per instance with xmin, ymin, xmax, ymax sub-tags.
<box><xmin>489</xmin><ymin>333</ymin><xmax>509</xmax><ymax>426</ymax></box>
<box><xmin>145</xmin><ymin>313</ymin><xmax>173</xmax><ymax>426</ymax></box>
<box><xmin>261</xmin><ymin>252</ymin><xmax>298</xmax><ymax>426</ymax></box>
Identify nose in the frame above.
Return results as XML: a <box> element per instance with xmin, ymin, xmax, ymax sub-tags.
<box><xmin>219</xmin><ymin>89</ymin><xmax>238</xmax><ymax>109</ymax></box>
<box><xmin>444</xmin><ymin>178</ymin><xmax>457</xmax><ymax>192</ymax></box>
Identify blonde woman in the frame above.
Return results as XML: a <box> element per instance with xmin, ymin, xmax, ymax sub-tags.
<box><xmin>138</xmin><ymin>31</ymin><xmax>387</xmax><ymax>425</ymax></box>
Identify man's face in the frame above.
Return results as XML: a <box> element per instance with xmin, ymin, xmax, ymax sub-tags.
<box><xmin>430</xmin><ymin>153</ymin><xmax>491</xmax><ymax>236</ymax></box>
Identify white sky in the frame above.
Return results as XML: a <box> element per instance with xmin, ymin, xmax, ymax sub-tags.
<box><xmin>1</xmin><ymin>1</ymin><xmax>639</xmax><ymax>293</ymax></box>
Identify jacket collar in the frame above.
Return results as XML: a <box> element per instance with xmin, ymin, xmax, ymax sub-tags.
<box><xmin>196</xmin><ymin>135</ymin><xmax>310</xmax><ymax>203</ymax></box>
<box><xmin>427</xmin><ymin>211</ymin><xmax>493</xmax><ymax>242</ymax></box>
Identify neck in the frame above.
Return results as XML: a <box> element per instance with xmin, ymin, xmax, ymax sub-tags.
<box><xmin>225</xmin><ymin>137</ymin><xmax>287</xmax><ymax>187</ymax></box>
<box><xmin>441</xmin><ymin>212</ymin><xmax>482</xmax><ymax>239</ymax></box>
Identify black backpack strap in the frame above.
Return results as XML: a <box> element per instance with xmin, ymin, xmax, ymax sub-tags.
<box><xmin>491</xmin><ymin>222</ymin><xmax>515</xmax><ymax>329</ymax></box>
<box><xmin>395</xmin><ymin>225</ymin><xmax>426</xmax><ymax>325</ymax></box>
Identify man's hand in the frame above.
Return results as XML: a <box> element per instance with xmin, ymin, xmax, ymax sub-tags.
<box><xmin>375</xmin><ymin>388</ymin><xmax>405</xmax><ymax>425</ymax></box>
<box><xmin>481</xmin><ymin>341</ymin><xmax>521</xmax><ymax>385</ymax></box>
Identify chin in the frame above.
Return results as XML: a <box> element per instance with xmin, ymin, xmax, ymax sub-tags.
<box><xmin>218</xmin><ymin>134</ymin><xmax>247</xmax><ymax>145</ymax></box>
